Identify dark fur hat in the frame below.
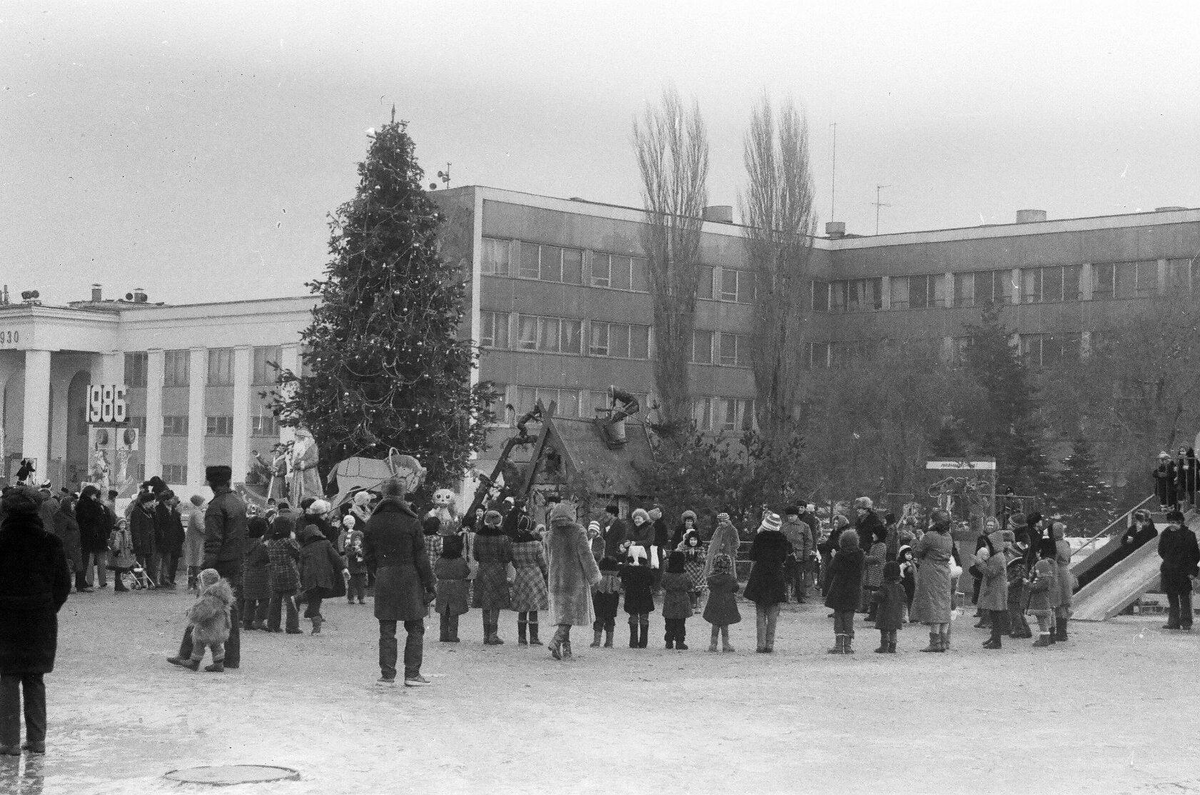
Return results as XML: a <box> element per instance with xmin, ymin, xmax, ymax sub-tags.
<box><xmin>422</xmin><ymin>515</ymin><xmax>441</xmax><ymax>535</ymax></box>
<box><xmin>441</xmin><ymin>534</ymin><xmax>464</xmax><ymax>559</ymax></box>
<box><xmin>667</xmin><ymin>550</ymin><xmax>686</xmax><ymax>572</ymax></box>
<box><xmin>883</xmin><ymin>560</ymin><xmax>902</xmax><ymax>582</ymax></box>
<box><xmin>598</xmin><ymin>555</ymin><xmax>620</xmax><ymax>572</ymax></box>
<box><xmin>204</xmin><ymin>466</ymin><xmax>231</xmax><ymax>486</ymax></box>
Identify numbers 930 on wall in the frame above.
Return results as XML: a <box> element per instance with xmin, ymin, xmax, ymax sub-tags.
<box><xmin>87</xmin><ymin>384</ymin><xmax>127</xmax><ymax>424</ymax></box>
<box><xmin>0</xmin><ymin>330</ymin><xmax>20</xmax><ymax>347</ymax></box>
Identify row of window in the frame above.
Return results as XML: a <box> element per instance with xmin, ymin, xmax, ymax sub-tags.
<box><xmin>481</xmin><ymin>311</ymin><xmax>751</xmax><ymax>367</ymax></box>
<box><xmin>480</xmin><ymin>238</ymin><xmax>758</xmax><ymax>304</ymax></box>
<box><xmin>692</xmin><ymin>396</ymin><xmax>756</xmax><ymax>433</ymax></box>
<box><xmin>124</xmin><ymin>347</ymin><xmax>282</xmax><ymax>388</ymax></box>
<box><xmin>158</xmin><ymin>415</ymin><xmax>279</xmax><ymax>437</ymax></box>
<box><xmin>806</xmin><ymin>332</ymin><xmax>1086</xmax><ymax>369</ymax></box>
<box><xmin>813</xmin><ymin>259</ymin><xmax>1197</xmax><ymax>312</ymax></box>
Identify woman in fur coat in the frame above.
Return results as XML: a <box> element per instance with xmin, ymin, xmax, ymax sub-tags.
<box><xmin>545</xmin><ymin>501</ymin><xmax>601</xmax><ymax>661</ymax></box>
<box><xmin>910</xmin><ymin>510</ymin><xmax>955</xmax><ymax>653</ymax></box>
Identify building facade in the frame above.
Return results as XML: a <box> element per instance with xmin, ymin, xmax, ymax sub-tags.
<box><xmin>2</xmin><ymin>185</ymin><xmax>1197</xmax><ymax>496</ymax></box>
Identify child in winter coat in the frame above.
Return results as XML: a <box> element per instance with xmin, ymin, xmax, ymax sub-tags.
<box><xmin>345</xmin><ymin>530</ymin><xmax>368</xmax><ymax>605</ymax></box>
<box><xmin>871</xmin><ymin>560</ymin><xmax>906</xmax><ymax>653</ymax></box>
<box><xmin>266</xmin><ymin>511</ymin><xmax>302</xmax><ymax>634</ymax></box>
<box><xmin>678</xmin><ymin>530</ymin><xmax>707</xmax><ymax>609</ymax></box>
<box><xmin>1026</xmin><ymin>539</ymin><xmax>1060</xmax><ymax>648</ymax></box>
<box><xmin>436</xmin><ymin>535</ymin><xmax>470</xmax><ymax>642</ymax></box>
<box><xmin>591</xmin><ymin>556</ymin><xmax>621</xmax><ymax>648</ymax></box>
<box><xmin>703</xmin><ymin>553</ymin><xmax>740</xmax><ymax>652</ymax></box>
<box><xmin>107</xmin><ymin>517</ymin><xmax>137</xmax><ymax>593</ymax></box>
<box><xmin>179</xmin><ymin>569</ymin><xmax>234</xmax><ymax>672</ymax></box>
<box><xmin>298</xmin><ymin>525</ymin><xmax>347</xmax><ymax>634</ymax></box>
<box><xmin>661</xmin><ymin>551</ymin><xmax>693</xmax><ymax>650</ymax></box>
<box><xmin>620</xmin><ymin>545</ymin><xmax>655</xmax><ymax>648</ymax></box>
<box><xmin>824</xmin><ymin>529</ymin><xmax>865</xmax><ymax>654</ymax></box>
<box><xmin>510</xmin><ymin>517</ymin><xmax>550</xmax><ymax>646</ymax></box>
<box><xmin>897</xmin><ymin>545</ymin><xmax>916</xmax><ymax>618</ymax></box>
<box><xmin>977</xmin><ymin>540</ymin><xmax>1010</xmax><ymax>650</ymax></box>
<box><xmin>1007</xmin><ymin>546</ymin><xmax>1032</xmax><ymax>639</ymax></box>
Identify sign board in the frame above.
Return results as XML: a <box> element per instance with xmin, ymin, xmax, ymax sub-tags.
<box><xmin>86</xmin><ymin>384</ymin><xmax>127</xmax><ymax>424</ymax></box>
<box><xmin>922</xmin><ymin>458</ymin><xmax>998</xmax><ymax>536</ymax></box>
<box><xmin>925</xmin><ymin>460</ymin><xmax>997</xmax><ymax>471</ymax></box>
<box><xmin>87</xmin><ymin>426</ymin><xmax>141</xmax><ymax>497</ymax></box>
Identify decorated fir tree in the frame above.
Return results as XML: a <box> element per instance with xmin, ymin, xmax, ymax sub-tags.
<box><xmin>1051</xmin><ymin>435</ymin><xmax>1115</xmax><ymax>531</ymax></box>
<box><xmin>273</xmin><ymin>116</ymin><xmax>496</xmax><ymax>495</ymax></box>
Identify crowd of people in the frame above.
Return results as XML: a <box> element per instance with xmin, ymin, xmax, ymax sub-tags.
<box><xmin>1</xmin><ymin>466</ymin><xmax>1199</xmax><ymax>756</ymax></box>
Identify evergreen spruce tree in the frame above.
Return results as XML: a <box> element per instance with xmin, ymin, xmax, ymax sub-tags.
<box><xmin>1052</xmin><ymin>435</ymin><xmax>1115</xmax><ymax>531</ymax></box>
<box><xmin>273</xmin><ymin>117</ymin><xmax>496</xmax><ymax>496</ymax></box>
<box><xmin>961</xmin><ymin>304</ymin><xmax>1046</xmax><ymax>494</ymax></box>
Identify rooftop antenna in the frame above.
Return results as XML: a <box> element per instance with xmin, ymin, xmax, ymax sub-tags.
<box><xmin>873</xmin><ymin>184</ymin><xmax>892</xmax><ymax>235</ymax></box>
<box><xmin>830</xmin><ymin>122</ymin><xmax>837</xmax><ymax>220</ymax></box>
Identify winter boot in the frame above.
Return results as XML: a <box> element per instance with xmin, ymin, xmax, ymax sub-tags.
<box><xmin>484</xmin><ymin>622</ymin><xmax>495</xmax><ymax>645</ymax></box>
<box><xmin>1032</xmin><ymin>633</ymin><xmax>1053</xmax><ymax>647</ymax></box>
<box><xmin>1056</xmin><ymin>619</ymin><xmax>1068</xmax><ymax>642</ymax></box>
<box><xmin>528</xmin><ymin>622</ymin><xmax>542</xmax><ymax>645</ymax></box>
<box><xmin>677</xmin><ymin>626</ymin><xmax>688</xmax><ymax>651</ymax></box>
<box><xmin>311</xmin><ymin>615</ymin><xmax>323</xmax><ymax>635</ymax></box>
<box><xmin>205</xmin><ymin>660</ymin><xmax>225</xmax><ymax>673</ymax></box>
<box><xmin>491</xmin><ymin>624</ymin><xmax>505</xmax><ymax>645</ymax></box>
<box><xmin>638</xmin><ymin>621</ymin><xmax>649</xmax><ymax>648</ymax></box>
<box><xmin>549</xmin><ymin>626</ymin><xmax>567</xmax><ymax>660</ymax></box>
<box><xmin>888</xmin><ymin>638</ymin><xmax>897</xmax><ymax>653</ymax></box>
<box><xmin>518</xmin><ymin>620</ymin><xmax>528</xmax><ymax>646</ymax></box>
<box><xmin>920</xmin><ymin>632</ymin><xmax>942</xmax><ymax>653</ymax></box>
<box><xmin>1048</xmin><ymin>626</ymin><xmax>1057</xmax><ymax>644</ymax></box>
<box><xmin>439</xmin><ymin>614</ymin><xmax>450</xmax><ymax>643</ymax></box>
<box><xmin>721</xmin><ymin>626</ymin><xmax>735</xmax><ymax>653</ymax></box>
<box><xmin>591</xmin><ymin>629</ymin><xmax>602</xmax><ymax>648</ymax></box>
<box><xmin>709</xmin><ymin>627</ymin><xmax>720</xmax><ymax>653</ymax></box>
<box><xmin>562</xmin><ymin>639</ymin><xmax>573</xmax><ymax>660</ymax></box>
<box><xmin>827</xmin><ymin>634</ymin><xmax>845</xmax><ymax>654</ymax></box>
<box><xmin>179</xmin><ymin>658</ymin><xmax>201</xmax><ymax>671</ymax></box>
<box><xmin>666</xmin><ymin>629</ymin><xmax>674</xmax><ymax>650</ymax></box>
<box><xmin>603</xmin><ymin>628</ymin><xmax>613</xmax><ymax>647</ymax></box>
<box><xmin>940</xmin><ymin>628</ymin><xmax>951</xmax><ymax>651</ymax></box>
<box><xmin>629</xmin><ymin>621</ymin><xmax>639</xmax><ymax>649</ymax></box>
<box><xmin>875</xmin><ymin>632</ymin><xmax>889</xmax><ymax>653</ymax></box>
<box><xmin>844</xmin><ymin>634</ymin><xmax>855</xmax><ymax>654</ymax></box>
<box><xmin>756</xmin><ymin>612</ymin><xmax>768</xmax><ymax>653</ymax></box>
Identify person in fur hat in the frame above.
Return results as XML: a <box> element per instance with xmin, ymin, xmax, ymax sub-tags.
<box><xmin>1006</xmin><ymin>538</ymin><xmax>1032</xmax><ymax>639</ymax></box>
<box><xmin>703</xmin><ymin>512</ymin><xmax>740</xmax><ymax>581</ymax></box>
<box><xmin>620</xmin><ymin>545</ymin><xmax>655</xmax><ymax>648</ymax></box>
<box><xmin>1027</xmin><ymin>539</ymin><xmax>1060</xmax><ymax>647</ymax></box>
<box><xmin>977</xmin><ymin>541</ymin><xmax>1009</xmax><ymax>650</ymax></box>
<box><xmin>473</xmin><ymin>509</ymin><xmax>513</xmax><ymax>645</ymax></box>
<box><xmin>1158</xmin><ymin>509</ymin><xmax>1199</xmax><ymax>631</ymax></box>
<box><xmin>544</xmin><ymin>501</ymin><xmax>601</xmax><ymax>660</ymax></box>
<box><xmin>871</xmin><ymin>560</ymin><xmax>906</xmax><ymax>653</ymax></box>
<box><xmin>625</xmin><ymin>508</ymin><xmax>654</xmax><ymax>558</ymax></box>
<box><xmin>179</xmin><ymin>569</ymin><xmax>234</xmax><ymax>672</ymax></box>
<box><xmin>435</xmin><ymin>535</ymin><xmax>470</xmax><ymax>643</ymax></box>
<box><xmin>298</xmin><ymin>522</ymin><xmax>347</xmax><ymax>634</ymax></box>
<box><xmin>661</xmin><ymin>551</ymin><xmax>693</xmax><ymax>650</ymax></box>
<box><xmin>590</xmin><ymin>557</ymin><xmax>621</xmax><ymax>648</ymax></box>
<box><xmin>678</xmin><ymin>529</ymin><xmax>707</xmax><ymax>609</ymax></box>
<box><xmin>703</xmin><ymin>553</ymin><xmax>740</xmax><ymax>652</ymax></box>
<box><xmin>510</xmin><ymin>515</ymin><xmax>549</xmax><ymax>646</ymax></box>
<box><xmin>825</xmin><ymin>529</ymin><xmax>865</xmax><ymax>654</ymax></box>
<box><xmin>743</xmin><ymin>511</ymin><xmax>792</xmax><ymax>654</ymax></box>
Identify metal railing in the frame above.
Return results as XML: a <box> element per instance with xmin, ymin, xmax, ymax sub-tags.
<box><xmin>1073</xmin><ymin>494</ymin><xmax>1155</xmax><ymax>558</ymax></box>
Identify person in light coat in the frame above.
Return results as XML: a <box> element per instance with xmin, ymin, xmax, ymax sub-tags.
<box><xmin>545</xmin><ymin>501</ymin><xmax>601</xmax><ymax>661</ymax></box>
<box><xmin>183</xmin><ymin>495</ymin><xmax>207</xmax><ymax>591</ymax></box>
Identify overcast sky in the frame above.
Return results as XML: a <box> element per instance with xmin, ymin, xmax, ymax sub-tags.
<box><xmin>4</xmin><ymin>1</ymin><xmax>1199</xmax><ymax>306</ymax></box>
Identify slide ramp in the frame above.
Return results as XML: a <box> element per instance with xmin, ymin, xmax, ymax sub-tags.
<box><xmin>1071</xmin><ymin>541</ymin><xmax>1161</xmax><ymax>622</ymax></box>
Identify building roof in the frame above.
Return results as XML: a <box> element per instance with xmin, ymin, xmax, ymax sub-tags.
<box><xmin>541</xmin><ymin>414</ymin><xmax>655</xmax><ymax>498</ymax></box>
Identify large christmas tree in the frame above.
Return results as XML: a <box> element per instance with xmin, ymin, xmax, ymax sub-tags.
<box><xmin>273</xmin><ymin>117</ymin><xmax>496</xmax><ymax>495</ymax></box>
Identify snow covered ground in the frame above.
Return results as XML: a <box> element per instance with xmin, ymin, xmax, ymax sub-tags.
<box><xmin>4</xmin><ymin>588</ymin><xmax>1200</xmax><ymax>794</ymax></box>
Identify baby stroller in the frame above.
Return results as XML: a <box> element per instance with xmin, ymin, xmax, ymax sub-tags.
<box><xmin>121</xmin><ymin>561</ymin><xmax>156</xmax><ymax>590</ymax></box>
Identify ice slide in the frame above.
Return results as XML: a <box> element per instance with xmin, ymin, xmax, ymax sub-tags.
<box><xmin>1070</xmin><ymin>541</ymin><xmax>1162</xmax><ymax>622</ymax></box>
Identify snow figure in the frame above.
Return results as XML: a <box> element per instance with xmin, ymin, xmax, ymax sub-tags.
<box><xmin>288</xmin><ymin>428</ymin><xmax>323</xmax><ymax>503</ymax></box>
<box><xmin>89</xmin><ymin>449</ymin><xmax>112</xmax><ymax>494</ymax></box>
<box><xmin>427</xmin><ymin>488</ymin><xmax>460</xmax><ymax>537</ymax></box>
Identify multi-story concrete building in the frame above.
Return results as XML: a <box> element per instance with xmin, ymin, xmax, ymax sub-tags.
<box><xmin>2</xmin><ymin>186</ymin><xmax>1196</xmax><ymax>497</ymax></box>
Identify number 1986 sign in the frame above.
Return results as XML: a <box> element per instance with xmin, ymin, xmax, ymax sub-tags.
<box><xmin>87</xmin><ymin>384</ymin><xmax>127</xmax><ymax>424</ymax></box>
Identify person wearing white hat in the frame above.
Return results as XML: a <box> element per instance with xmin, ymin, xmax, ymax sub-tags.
<box><xmin>742</xmin><ymin>511</ymin><xmax>792</xmax><ymax>653</ymax></box>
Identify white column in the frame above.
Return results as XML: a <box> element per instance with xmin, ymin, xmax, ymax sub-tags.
<box><xmin>49</xmin><ymin>369</ymin><xmax>69</xmax><ymax>461</ymax></box>
<box><xmin>145</xmin><ymin>350</ymin><xmax>165</xmax><ymax>479</ymax></box>
<box><xmin>21</xmin><ymin>350</ymin><xmax>51</xmax><ymax>473</ymax></box>
<box><xmin>278</xmin><ymin>344</ymin><xmax>300</xmax><ymax>446</ymax></box>
<box><xmin>1158</xmin><ymin>258</ymin><xmax>1169</xmax><ymax>294</ymax></box>
<box><xmin>1080</xmin><ymin>263</ymin><xmax>1094</xmax><ymax>301</ymax></box>
<box><xmin>186</xmin><ymin>348</ymin><xmax>206</xmax><ymax>489</ymax></box>
<box><xmin>880</xmin><ymin>276</ymin><xmax>891</xmax><ymax>310</ymax></box>
<box><xmin>231</xmin><ymin>346</ymin><xmax>251</xmax><ymax>484</ymax></box>
<box><xmin>944</xmin><ymin>272</ymin><xmax>954</xmax><ymax>307</ymax></box>
<box><xmin>1011</xmin><ymin>268</ymin><xmax>1022</xmax><ymax>304</ymax></box>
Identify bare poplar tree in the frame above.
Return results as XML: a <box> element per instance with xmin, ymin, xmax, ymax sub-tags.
<box><xmin>633</xmin><ymin>87</ymin><xmax>709</xmax><ymax>435</ymax></box>
<box><xmin>740</xmin><ymin>96</ymin><xmax>817</xmax><ymax>439</ymax></box>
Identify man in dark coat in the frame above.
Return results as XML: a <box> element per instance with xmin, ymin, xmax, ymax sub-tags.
<box><xmin>130</xmin><ymin>492</ymin><xmax>158</xmax><ymax>585</ymax></box>
<box><xmin>1157</xmin><ymin>511</ymin><xmax>1200</xmax><ymax>630</ymax></box>
<box><xmin>168</xmin><ymin>466</ymin><xmax>248</xmax><ymax>669</ymax></box>
<box><xmin>0</xmin><ymin>487</ymin><xmax>71</xmax><ymax>754</ymax></box>
<box><xmin>155</xmin><ymin>492</ymin><xmax>186</xmax><ymax>589</ymax></box>
<box><xmin>364</xmin><ymin>478</ymin><xmax>435</xmax><ymax>687</ymax></box>
<box><xmin>853</xmin><ymin>497</ymin><xmax>885</xmax><ymax>553</ymax></box>
<box><xmin>602</xmin><ymin>505</ymin><xmax>627</xmax><ymax>560</ymax></box>
<box><xmin>75</xmin><ymin>485</ymin><xmax>112</xmax><ymax>589</ymax></box>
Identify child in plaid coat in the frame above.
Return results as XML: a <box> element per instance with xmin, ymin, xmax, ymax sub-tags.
<box><xmin>590</xmin><ymin>556</ymin><xmax>621</xmax><ymax>648</ymax></box>
<box><xmin>510</xmin><ymin>518</ymin><xmax>549</xmax><ymax>646</ymax></box>
<box><xmin>436</xmin><ymin>535</ymin><xmax>470</xmax><ymax>642</ymax></box>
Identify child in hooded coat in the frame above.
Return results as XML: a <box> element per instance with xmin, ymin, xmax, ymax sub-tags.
<box><xmin>661</xmin><ymin>551</ymin><xmax>693</xmax><ymax>650</ymax></box>
<box><xmin>620</xmin><ymin>545</ymin><xmax>655</xmax><ymax>648</ymax></box>
<box><xmin>180</xmin><ymin>569</ymin><xmax>234</xmax><ymax>672</ymax></box>
<box><xmin>897</xmin><ymin>545</ymin><xmax>917</xmax><ymax>618</ymax></box>
<box><xmin>590</xmin><ymin>556</ymin><xmax>621</xmax><ymax>648</ymax></box>
<box><xmin>678</xmin><ymin>529</ymin><xmax>707</xmax><ymax>609</ymax></box>
<box><xmin>435</xmin><ymin>535</ymin><xmax>470</xmax><ymax>642</ymax></box>
<box><xmin>871</xmin><ymin>560</ymin><xmax>906</xmax><ymax>653</ymax></box>
<box><xmin>703</xmin><ymin>553</ymin><xmax>740</xmax><ymax>652</ymax></box>
<box><xmin>824</xmin><ymin>529</ymin><xmax>865</xmax><ymax>654</ymax></box>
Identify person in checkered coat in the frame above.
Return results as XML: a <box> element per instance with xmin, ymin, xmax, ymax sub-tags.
<box><xmin>472</xmin><ymin>510</ymin><xmax>512</xmax><ymax>644</ymax></box>
<box><xmin>422</xmin><ymin>515</ymin><xmax>443</xmax><ymax>608</ymax></box>
<box><xmin>510</xmin><ymin>516</ymin><xmax>549</xmax><ymax>645</ymax></box>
